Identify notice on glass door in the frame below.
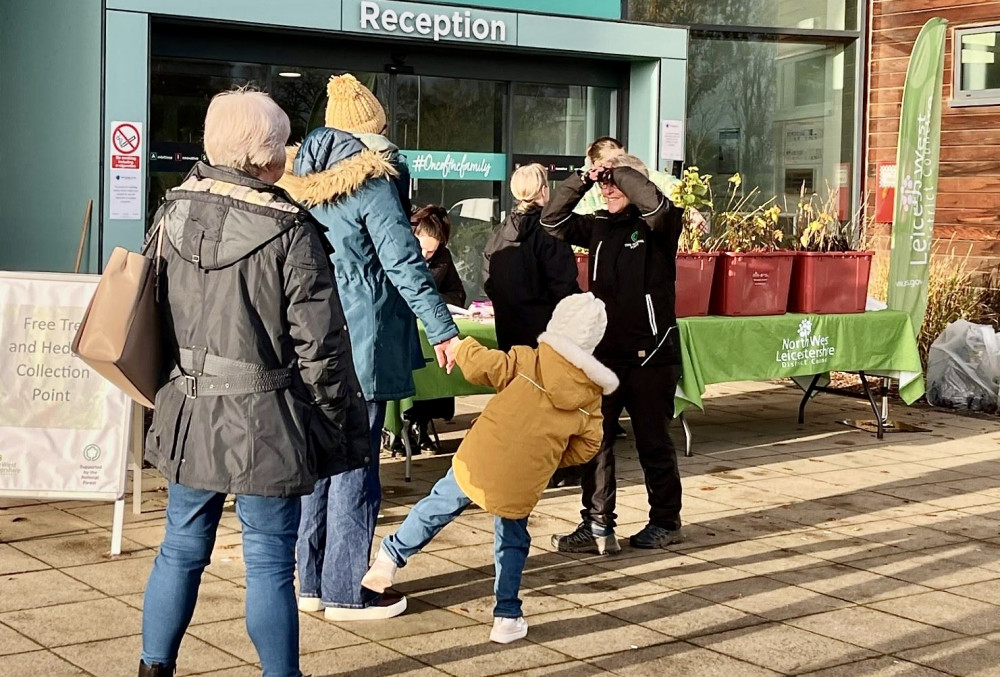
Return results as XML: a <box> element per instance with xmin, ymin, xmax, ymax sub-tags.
<box><xmin>659</xmin><ymin>119</ymin><xmax>684</xmax><ymax>162</ymax></box>
<box><xmin>109</xmin><ymin>121</ymin><xmax>143</xmax><ymax>220</ymax></box>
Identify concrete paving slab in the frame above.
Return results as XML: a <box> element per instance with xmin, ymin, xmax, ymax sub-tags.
<box><xmin>0</xmin><ymin>649</ymin><xmax>90</xmax><ymax>675</ymax></box>
<box><xmin>0</xmin><ymin>542</ymin><xmax>49</xmax><ymax>575</ymax></box>
<box><xmin>0</xmin><ymin>568</ymin><xmax>102</xmax><ymax>613</ymax></box>
<box><xmin>896</xmin><ymin>637</ymin><xmax>1000</xmax><ymax>677</ymax></box>
<box><xmin>684</xmin><ymin>575</ymin><xmax>852</xmax><ymax>621</ymax></box>
<box><xmin>11</xmin><ymin>531</ymin><xmax>150</xmax><ymax>568</ymax></box>
<box><xmin>0</xmin><ymin>620</ymin><xmax>42</xmax><ymax>655</ymax></box>
<box><xmin>786</xmin><ymin>606</ymin><xmax>961</xmax><ymax>653</ymax></box>
<box><xmin>1</xmin><ymin>597</ymin><xmax>142</xmax><ymax>647</ymax></box>
<box><xmin>870</xmin><ymin>590</ymin><xmax>1000</xmax><ymax>635</ymax></box>
<box><xmin>799</xmin><ymin>656</ymin><xmax>951</xmax><ymax>676</ymax></box>
<box><xmin>688</xmin><ymin>622</ymin><xmax>877</xmax><ymax>674</ymax></box>
<box><xmin>592</xmin><ymin>590</ymin><xmax>766</xmax><ymax>640</ymax></box>
<box><xmin>589</xmin><ymin>640</ymin><xmax>782</xmax><ymax>676</ymax></box>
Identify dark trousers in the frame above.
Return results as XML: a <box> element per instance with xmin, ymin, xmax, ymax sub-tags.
<box><xmin>580</xmin><ymin>364</ymin><xmax>682</xmax><ymax>530</ymax></box>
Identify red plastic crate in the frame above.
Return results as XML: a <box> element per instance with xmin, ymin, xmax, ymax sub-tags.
<box><xmin>675</xmin><ymin>252</ymin><xmax>719</xmax><ymax>317</ymax></box>
<box><xmin>710</xmin><ymin>251</ymin><xmax>795</xmax><ymax>316</ymax></box>
<box><xmin>788</xmin><ymin>251</ymin><xmax>873</xmax><ymax>314</ymax></box>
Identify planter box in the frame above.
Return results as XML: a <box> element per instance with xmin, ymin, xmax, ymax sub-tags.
<box><xmin>574</xmin><ymin>253</ymin><xmax>589</xmax><ymax>292</ymax></box>
<box><xmin>788</xmin><ymin>251</ymin><xmax>873</xmax><ymax>314</ymax></box>
<box><xmin>710</xmin><ymin>251</ymin><xmax>795</xmax><ymax>316</ymax></box>
<box><xmin>676</xmin><ymin>252</ymin><xmax>719</xmax><ymax>317</ymax></box>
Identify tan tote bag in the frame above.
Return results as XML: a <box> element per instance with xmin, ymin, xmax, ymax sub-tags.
<box><xmin>71</xmin><ymin>224</ymin><xmax>164</xmax><ymax>408</ymax></box>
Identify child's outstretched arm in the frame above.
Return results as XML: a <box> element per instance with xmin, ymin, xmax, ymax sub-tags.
<box><xmin>559</xmin><ymin>411</ymin><xmax>604</xmax><ymax>468</ymax></box>
<box><xmin>455</xmin><ymin>337</ymin><xmax>522</xmax><ymax>391</ymax></box>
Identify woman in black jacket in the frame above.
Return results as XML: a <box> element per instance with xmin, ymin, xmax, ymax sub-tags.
<box><xmin>138</xmin><ymin>90</ymin><xmax>368</xmax><ymax>677</ymax></box>
<box><xmin>541</xmin><ymin>153</ymin><xmax>685</xmax><ymax>555</ymax></box>
<box><xmin>483</xmin><ymin>163</ymin><xmax>580</xmax><ymax>351</ymax></box>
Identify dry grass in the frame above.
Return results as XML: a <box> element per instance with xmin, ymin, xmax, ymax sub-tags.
<box><xmin>869</xmin><ymin>244</ymin><xmax>986</xmax><ymax>363</ymax></box>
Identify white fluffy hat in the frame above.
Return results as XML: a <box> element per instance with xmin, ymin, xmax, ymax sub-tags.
<box><xmin>545</xmin><ymin>292</ymin><xmax>608</xmax><ymax>355</ymax></box>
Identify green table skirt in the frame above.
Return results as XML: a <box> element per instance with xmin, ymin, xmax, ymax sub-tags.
<box><xmin>383</xmin><ymin>310</ymin><xmax>925</xmax><ymax>434</ymax></box>
<box><xmin>384</xmin><ymin>318</ymin><xmax>497</xmax><ymax>437</ymax></box>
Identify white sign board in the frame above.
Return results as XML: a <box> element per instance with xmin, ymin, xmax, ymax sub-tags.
<box><xmin>109</xmin><ymin>120</ymin><xmax>143</xmax><ymax>220</ymax></box>
<box><xmin>660</xmin><ymin>119</ymin><xmax>685</xmax><ymax>161</ymax></box>
<box><xmin>0</xmin><ymin>272</ymin><xmax>130</xmax><ymax>500</ymax></box>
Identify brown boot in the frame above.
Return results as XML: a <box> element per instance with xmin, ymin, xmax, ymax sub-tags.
<box><xmin>138</xmin><ymin>661</ymin><xmax>175</xmax><ymax>677</ymax></box>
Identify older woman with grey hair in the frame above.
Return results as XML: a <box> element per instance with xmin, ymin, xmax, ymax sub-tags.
<box><xmin>137</xmin><ymin>88</ymin><xmax>369</xmax><ymax>677</ymax></box>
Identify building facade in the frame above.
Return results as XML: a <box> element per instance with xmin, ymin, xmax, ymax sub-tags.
<box><xmin>867</xmin><ymin>0</ymin><xmax>1000</xmax><ymax>281</ymax></box>
<box><xmin>1</xmin><ymin>0</ymin><xmax>868</xmax><ymax>297</ymax></box>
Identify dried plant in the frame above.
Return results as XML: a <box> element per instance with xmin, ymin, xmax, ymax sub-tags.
<box><xmin>706</xmin><ymin>174</ymin><xmax>784</xmax><ymax>253</ymax></box>
<box><xmin>792</xmin><ymin>184</ymin><xmax>867</xmax><ymax>252</ymax></box>
<box><xmin>669</xmin><ymin>166</ymin><xmax>714</xmax><ymax>252</ymax></box>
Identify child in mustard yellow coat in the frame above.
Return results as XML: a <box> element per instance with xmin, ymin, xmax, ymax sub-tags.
<box><xmin>362</xmin><ymin>293</ymin><xmax>618</xmax><ymax>643</ymax></box>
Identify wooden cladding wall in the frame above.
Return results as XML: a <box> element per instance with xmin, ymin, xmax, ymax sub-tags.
<box><xmin>868</xmin><ymin>0</ymin><xmax>1000</xmax><ymax>280</ymax></box>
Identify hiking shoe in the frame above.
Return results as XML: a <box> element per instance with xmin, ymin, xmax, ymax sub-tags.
<box><xmin>490</xmin><ymin>616</ymin><xmax>528</xmax><ymax>643</ymax></box>
<box><xmin>629</xmin><ymin>524</ymin><xmax>684</xmax><ymax>549</ymax></box>
<box><xmin>551</xmin><ymin>521</ymin><xmax>621</xmax><ymax>555</ymax></box>
<box><xmin>361</xmin><ymin>548</ymin><xmax>398</xmax><ymax>594</ymax></box>
<box><xmin>323</xmin><ymin>592</ymin><xmax>407</xmax><ymax>621</ymax></box>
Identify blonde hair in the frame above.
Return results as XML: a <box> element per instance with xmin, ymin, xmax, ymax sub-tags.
<box><xmin>587</xmin><ymin>136</ymin><xmax>624</xmax><ymax>164</ymax></box>
<box><xmin>607</xmin><ymin>153</ymin><xmax>650</xmax><ymax>177</ymax></box>
<box><xmin>203</xmin><ymin>87</ymin><xmax>290</xmax><ymax>177</ymax></box>
<box><xmin>510</xmin><ymin>163</ymin><xmax>548</xmax><ymax>211</ymax></box>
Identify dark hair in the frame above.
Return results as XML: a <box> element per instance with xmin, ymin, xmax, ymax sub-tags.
<box><xmin>410</xmin><ymin>205</ymin><xmax>451</xmax><ymax>244</ymax></box>
<box><xmin>587</xmin><ymin>136</ymin><xmax>624</xmax><ymax>164</ymax></box>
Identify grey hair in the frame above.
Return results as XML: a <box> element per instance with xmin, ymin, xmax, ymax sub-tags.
<box><xmin>607</xmin><ymin>153</ymin><xmax>649</xmax><ymax>178</ymax></box>
<box><xmin>203</xmin><ymin>87</ymin><xmax>290</xmax><ymax>176</ymax></box>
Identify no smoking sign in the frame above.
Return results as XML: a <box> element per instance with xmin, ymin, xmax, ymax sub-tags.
<box><xmin>112</xmin><ymin>123</ymin><xmax>140</xmax><ymax>155</ymax></box>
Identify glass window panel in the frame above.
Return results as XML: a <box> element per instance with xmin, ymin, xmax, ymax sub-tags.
<box><xmin>960</xmin><ymin>30</ymin><xmax>1000</xmax><ymax>93</ymax></box>
<box><xmin>628</xmin><ymin>0</ymin><xmax>857</xmax><ymax>31</ymax></box>
<box><xmin>685</xmin><ymin>36</ymin><xmax>855</xmax><ymax>214</ymax></box>
<box><xmin>512</xmin><ymin>84</ymin><xmax>616</xmax><ymax>155</ymax></box>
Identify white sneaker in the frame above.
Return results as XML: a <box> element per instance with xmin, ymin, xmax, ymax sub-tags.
<box><xmin>361</xmin><ymin>549</ymin><xmax>398</xmax><ymax>594</ymax></box>
<box><xmin>323</xmin><ymin>593</ymin><xmax>407</xmax><ymax>621</ymax></box>
<box><xmin>297</xmin><ymin>597</ymin><xmax>324</xmax><ymax>613</ymax></box>
<box><xmin>490</xmin><ymin>617</ymin><xmax>528</xmax><ymax>644</ymax></box>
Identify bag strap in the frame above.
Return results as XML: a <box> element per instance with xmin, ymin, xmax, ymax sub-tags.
<box><xmin>152</xmin><ymin>219</ymin><xmax>165</xmax><ymax>302</ymax></box>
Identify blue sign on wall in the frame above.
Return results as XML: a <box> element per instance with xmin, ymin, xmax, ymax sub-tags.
<box><xmin>402</xmin><ymin>150</ymin><xmax>507</xmax><ymax>181</ymax></box>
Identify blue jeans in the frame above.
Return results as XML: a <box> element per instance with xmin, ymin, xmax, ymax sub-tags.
<box><xmin>381</xmin><ymin>468</ymin><xmax>531</xmax><ymax>618</ymax></box>
<box><xmin>142</xmin><ymin>483</ymin><xmax>301</xmax><ymax>677</ymax></box>
<box><xmin>297</xmin><ymin>400</ymin><xmax>385</xmax><ymax>608</ymax></box>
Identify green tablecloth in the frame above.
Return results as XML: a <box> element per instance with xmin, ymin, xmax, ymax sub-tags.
<box><xmin>384</xmin><ymin>318</ymin><xmax>497</xmax><ymax>436</ymax></box>
<box><xmin>675</xmin><ymin>310</ymin><xmax>925</xmax><ymax>414</ymax></box>
<box><xmin>383</xmin><ymin>310</ymin><xmax>926</xmax><ymax>433</ymax></box>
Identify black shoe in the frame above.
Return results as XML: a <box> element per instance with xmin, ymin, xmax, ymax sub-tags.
<box><xmin>551</xmin><ymin>521</ymin><xmax>621</xmax><ymax>554</ymax></box>
<box><xmin>629</xmin><ymin>523</ymin><xmax>684</xmax><ymax>549</ymax></box>
<box><xmin>139</xmin><ymin>661</ymin><xmax>175</xmax><ymax>677</ymax></box>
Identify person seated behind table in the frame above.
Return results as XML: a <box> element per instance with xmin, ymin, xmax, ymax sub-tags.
<box><xmin>405</xmin><ymin>205</ymin><xmax>467</xmax><ymax>451</ymax></box>
<box><xmin>362</xmin><ymin>293</ymin><xmax>617</xmax><ymax>644</ymax></box>
<box><xmin>411</xmin><ymin>205</ymin><xmax>466</xmax><ymax>308</ymax></box>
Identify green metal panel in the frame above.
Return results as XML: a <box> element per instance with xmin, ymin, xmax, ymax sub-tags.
<box><xmin>628</xmin><ymin>60</ymin><xmax>660</xmax><ymax>169</ymax></box>
<box><xmin>419</xmin><ymin>0</ymin><xmax>620</xmax><ymax>19</ymax></box>
<box><xmin>106</xmin><ymin>0</ymin><xmax>343</xmax><ymax>31</ymax></box>
<box><xmin>0</xmin><ymin>0</ymin><xmax>103</xmax><ymax>273</ymax></box>
<box><xmin>516</xmin><ymin>14</ymin><xmax>686</xmax><ymax>60</ymax></box>
<box><xmin>658</xmin><ymin>57</ymin><xmax>687</xmax><ymax>171</ymax></box>
<box><xmin>102</xmin><ymin>10</ymin><xmax>150</xmax><ymax>264</ymax></box>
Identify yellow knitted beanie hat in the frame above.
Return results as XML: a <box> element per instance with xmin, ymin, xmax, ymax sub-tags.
<box><xmin>325</xmin><ymin>73</ymin><xmax>387</xmax><ymax>135</ymax></box>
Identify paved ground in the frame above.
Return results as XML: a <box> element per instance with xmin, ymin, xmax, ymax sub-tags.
<box><xmin>3</xmin><ymin>382</ymin><xmax>1000</xmax><ymax>676</ymax></box>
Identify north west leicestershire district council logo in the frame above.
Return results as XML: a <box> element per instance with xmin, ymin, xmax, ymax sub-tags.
<box><xmin>82</xmin><ymin>445</ymin><xmax>102</xmax><ymax>462</ymax></box>
<box><xmin>797</xmin><ymin>319</ymin><xmax>813</xmax><ymax>339</ymax></box>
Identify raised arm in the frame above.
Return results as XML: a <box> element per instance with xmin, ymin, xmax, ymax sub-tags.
<box><xmin>610</xmin><ymin>167</ymin><xmax>682</xmax><ymax>239</ymax></box>
<box><xmin>454</xmin><ymin>337</ymin><xmax>524</xmax><ymax>391</ymax></box>
<box><xmin>540</xmin><ymin>172</ymin><xmax>598</xmax><ymax>248</ymax></box>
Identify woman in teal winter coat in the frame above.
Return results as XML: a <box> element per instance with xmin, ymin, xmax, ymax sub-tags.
<box><xmin>279</xmin><ymin>126</ymin><xmax>459</xmax><ymax>620</ymax></box>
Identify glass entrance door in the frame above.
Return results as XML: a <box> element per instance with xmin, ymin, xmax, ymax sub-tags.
<box><xmin>149</xmin><ymin>52</ymin><xmax>619</xmax><ymax>301</ymax></box>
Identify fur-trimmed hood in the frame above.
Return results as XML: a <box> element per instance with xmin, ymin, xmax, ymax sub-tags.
<box><xmin>538</xmin><ymin>331</ymin><xmax>619</xmax><ymax>401</ymax></box>
<box><xmin>277</xmin><ymin>127</ymin><xmax>398</xmax><ymax>207</ymax></box>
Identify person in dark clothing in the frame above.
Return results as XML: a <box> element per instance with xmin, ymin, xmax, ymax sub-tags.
<box><xmin>406</xmin><ymin>205</ymin><xmax>467</xmax><ymax>450</ymax></box>
<box><xmin>412</xmin><ymin>205</ymin><xmax>467</xmax><ymax>308</ymax></box>
<box><xmin>137</xmin><ymin>89</ymin><xmax>369</xmax><ymax>677</ymax></box>
<box><xmin>541</xmin><ymin>153</ymin><xmax>685</xmax><ymax>553</ymax></box>
<box><xmin>483</xmin><ymin>163</ymin><xmax>580</xmax><ymax>352</ymax></box>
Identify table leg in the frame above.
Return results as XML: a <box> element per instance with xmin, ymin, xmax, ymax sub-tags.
<box><xmin>400</xmin><ymin>424</ymin><xmax>415</xmax><ymax>483</ymax></box>
<box><xmin>680</xmin><ymin>413</ymin><xmax>693</xmax><ymax>457</ymax></box>
<box><xmin>798</xmin><ymin>374</ymin><xmax>823</xmax><ymax>424</ymax></box>
<box><xmin>857</xmin><ymin>371</ymin><xmax>885</xmax><ymax>439</ymax></box>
